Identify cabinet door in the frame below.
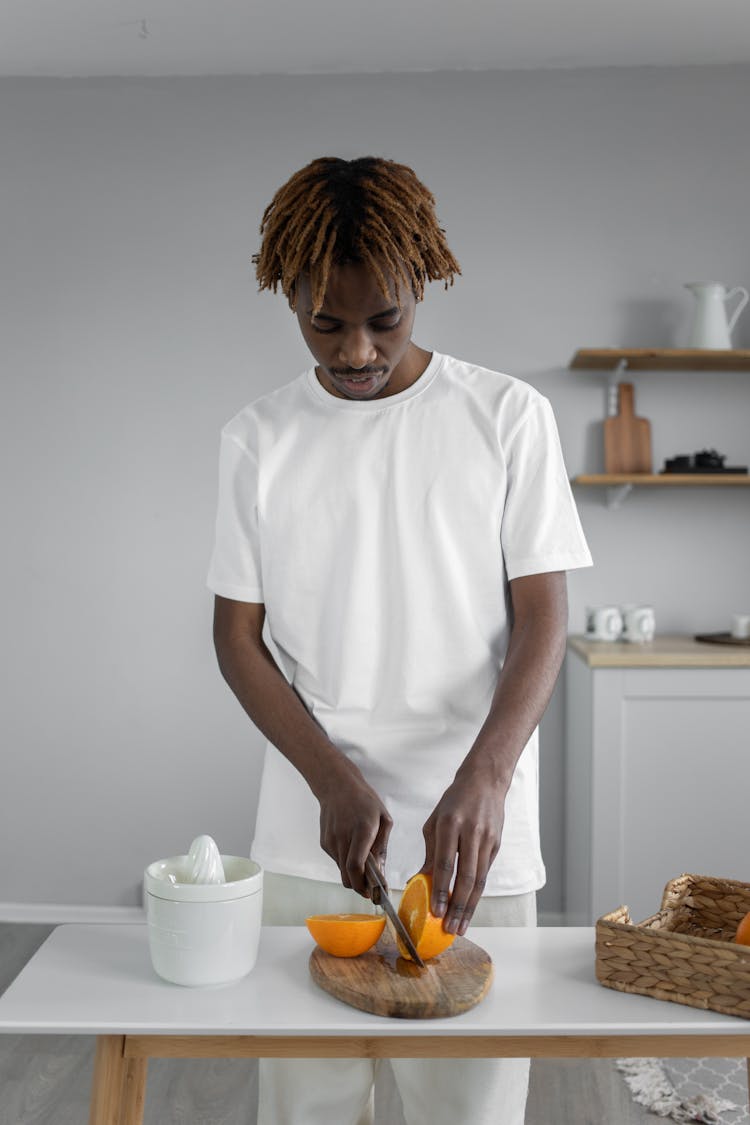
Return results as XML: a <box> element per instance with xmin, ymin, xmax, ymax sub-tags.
<box><xmin>592</xmin><ymin>667</ymin><xmax>750</xmax><ymax>923</ymax></box>
<box><xmin>615</xmin><ymin>667</ymin><xmax>749</xmax><ymax>921</ymax></box>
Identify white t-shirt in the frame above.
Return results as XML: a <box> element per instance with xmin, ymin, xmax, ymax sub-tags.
<box><xmin>207</xmin><ymin>351</ymin><xmax>592</xmax><ymax>893</ymax></box>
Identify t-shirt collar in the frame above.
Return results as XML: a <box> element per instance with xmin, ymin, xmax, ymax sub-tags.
<box><xmin>304</xmin><ymin>351</ymin><xmax>443</xmax><ymax>411</ymax></box>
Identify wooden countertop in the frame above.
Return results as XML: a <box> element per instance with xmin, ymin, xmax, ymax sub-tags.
<box><xmin>568</xmin><ymin>634</ymin><xmax>750</xmax><ymax>668</ymax></box>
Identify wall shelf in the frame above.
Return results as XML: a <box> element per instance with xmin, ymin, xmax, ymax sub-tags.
<box><xmin>570</xmin><ymin>347</ymin><xmax>750</xmax><ymax>371</ymax></box>
<box><xmin>571</xmin><ymin>473</ymin><xmax>750</xmax><ymax>509</ymax></box>
<box><xmin>569</xmin><ymin>348</ymin><xmax>750</xmax><ymax>505</ymax></box>
<box><xmin>574</xmin><ymin>473</ymin><xmax>750</xmax><ymax>486</ymax></box>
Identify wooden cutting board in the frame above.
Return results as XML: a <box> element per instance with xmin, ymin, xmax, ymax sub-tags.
<box><xmin>603</xmin><ymin>382</ymin><xmax>652</xmax><ymax>473</ymax></box>
<box><xmin>308</xmin><ymin>932</ymin><xmax>493</xmax><ymax>1019</ymax></box>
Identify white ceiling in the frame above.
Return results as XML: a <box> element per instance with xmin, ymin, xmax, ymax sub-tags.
<box><xmin>2</xmin><ymin>0</ymin><xmax>750</xmax><ymax>77</ymax></box>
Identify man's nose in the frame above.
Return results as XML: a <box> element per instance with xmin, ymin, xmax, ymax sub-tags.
<box><xmin>338</xmin><ymin>327</ymin><xmax>378</xmax><ymax>369</ymax></box>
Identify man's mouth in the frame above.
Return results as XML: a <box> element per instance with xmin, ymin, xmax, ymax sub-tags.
<box><xmin>331</xmin><ymin>370</ymin><xmax>387</xmax><ymax>396</ymax></box>
<box><xmin>333</xmin><ymin>370</ymin><xmax>385</xmax><ymax>382</ymax></box>
<box><xmin>322</xmin><ymin>368</ymin><xmax>389</xmax><ymax>398</ymax></box>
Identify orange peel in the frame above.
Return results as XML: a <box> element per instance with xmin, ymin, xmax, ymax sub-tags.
<box><xmin>735</xmin><ymin>910</ymin><xmax>750</xmax><ymax>946</ymax></box>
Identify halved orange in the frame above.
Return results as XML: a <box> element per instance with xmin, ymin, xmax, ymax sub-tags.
<box><xmin>736</xmin><ymin>910</ymin><xmax>750</xmax><ymax>946</ymax></box>
<box><xmin>396</xmin><ymin>872</ymin><xmax>456</xmax><ymax>962</ymax></box>
<box><xmin>305</xmin><ymin>913</ymin><xmax>385</xmax><ymax>957</ymax></box>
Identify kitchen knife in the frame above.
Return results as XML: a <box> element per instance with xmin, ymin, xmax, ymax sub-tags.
<box><xmin>365</xmin><ymin>853</ymin><xmax>426</xmax><ymax>968</ymax></box>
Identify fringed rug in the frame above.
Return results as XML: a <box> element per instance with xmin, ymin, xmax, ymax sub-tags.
<box><xmin>616</xmin><ymin>1058</ymin><xmax>749</xmax><ymax>1124</ymax></box>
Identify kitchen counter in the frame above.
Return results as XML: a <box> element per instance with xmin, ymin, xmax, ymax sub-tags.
<box><xmin>568</xmin><ymin>633</ymin><xmax>750</xmax><ymax>668</ymax></box>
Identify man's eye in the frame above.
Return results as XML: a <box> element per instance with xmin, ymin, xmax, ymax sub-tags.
<box><xmin>310</xmin><ymin>319</ymin><xmax>401</xmax><ymax>334</ymax></box>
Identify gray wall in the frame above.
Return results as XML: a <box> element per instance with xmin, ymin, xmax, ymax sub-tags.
<box><xmin>2</xmin><ymin>66</ymin><xmax>749</xmax><ymax>916</ymax></box>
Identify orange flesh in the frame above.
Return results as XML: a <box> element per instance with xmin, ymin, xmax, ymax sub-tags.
<box><xmin>305</xmin><ymin>913</ymin><xmax>385</xmax><ymax>957</ymax></box>
<box><xmin>396</xmin><ymin>873</ymin><xmax>456</xmax><ymax>962</ymax></box>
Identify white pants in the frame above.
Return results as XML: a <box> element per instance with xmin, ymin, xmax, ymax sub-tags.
<box><xmin>259</xmin><ymin>872</ymin><xmax>536</xmax><ymax>1125</ymax></box>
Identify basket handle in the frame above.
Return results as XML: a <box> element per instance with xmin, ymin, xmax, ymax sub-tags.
<box><xmin>597</xmin><ymin>905</ymin><xmax>632</xmax><ymax>925</ymax></box>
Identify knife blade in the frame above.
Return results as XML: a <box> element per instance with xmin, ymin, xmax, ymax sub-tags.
<box><xmin>365</xmin><ymin>853</ymin><xmax>426</xmax><ymax>968</ymax></box>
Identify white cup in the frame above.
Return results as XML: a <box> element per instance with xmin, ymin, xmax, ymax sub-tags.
<box><xmin>731</xmin><ymin>613</ymin><xmax>750</xmax><ymax>640</ymax></box>
<box><xmin>144</xmin><ymin>855</ymin><xmax>263</xmax><ymax>987</ymax></box>
<box><xmin>621</xmin><ymin>604</ymin><xmax>656</xmax><ymax>643</ymax></box>
<box><xmin>585</xmin><ymin>605</ymin><xmax>623</xmax><ymax>641</ymax></box>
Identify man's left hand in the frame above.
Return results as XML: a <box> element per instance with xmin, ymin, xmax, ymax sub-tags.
<box><xmin>420</xmin><ymin>764</ymin><xmax>506</xmax><ymax>936</ymax></box>
<box><xmin>421</xmin><ymin>570</ymin><xmax>568</xmax><ymax>938</ymax></box>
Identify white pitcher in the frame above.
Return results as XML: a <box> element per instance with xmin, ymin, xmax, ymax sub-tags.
<box><xmin>685</xmin><ymin>281</ymin><xmax>749</xmax><ymax>348</ymax></box>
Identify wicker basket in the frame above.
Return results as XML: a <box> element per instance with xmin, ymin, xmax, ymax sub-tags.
<box><xmin>596</xmin><ymin>874</ymin><xmax>750</xmax><ymax>1018</ymax></box>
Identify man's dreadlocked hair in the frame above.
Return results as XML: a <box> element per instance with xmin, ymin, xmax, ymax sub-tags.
<box><xmin>252</xmin><ymin>156</ymin><xmax>461</xmax><ymax>315</ymax></box>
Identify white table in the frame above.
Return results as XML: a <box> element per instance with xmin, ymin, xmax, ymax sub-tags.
<box><xmin>1</xmin><ymin>925</ymin><xmax>749</xmax><ymax>1125</ymax></box>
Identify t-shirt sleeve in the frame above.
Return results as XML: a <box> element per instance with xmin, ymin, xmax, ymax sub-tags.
<box><xmin>206</xmin><ymin>430</ymin><xmax>264</xmax><ymax>603</ymax></box>
<box><xmin>500</xmin><ymin>394</ymin><xmax>593</xmax><ymax>581</ymax></box>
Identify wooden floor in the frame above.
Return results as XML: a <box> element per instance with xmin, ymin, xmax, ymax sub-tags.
<box><xmin>0</xmin><ymin>923</ymin><xmax>664</xmax><ymax>1124</ymax></box>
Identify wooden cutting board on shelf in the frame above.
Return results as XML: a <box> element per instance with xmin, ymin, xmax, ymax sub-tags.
<box><xmin>603</xmin><ymin>382</ymin><xmax>652</xmax><ymax>473</ymax></box>
<box><xmin>309</xmin><ymin>932</ymin><xmax>493</xmax><ymax>1019</ymax></box>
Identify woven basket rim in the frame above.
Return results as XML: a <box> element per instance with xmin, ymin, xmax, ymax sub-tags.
<box><xmin>596</xmin><ymin>872</ymin><xmax>750</xmax><ymax>958</ymax></box>
<box><xmin>658</xmin><ymin>872</ymin><xmax>750</xmax><ymax>893</ymax></box>
<box><xmin>596</xmin><ymin>914</ymin><xmax>750</xmax><ymax>958</ymax></box>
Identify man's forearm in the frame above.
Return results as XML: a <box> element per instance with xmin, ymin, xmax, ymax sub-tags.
<box><xmin>214</xmin><ymin>633</ymin><xmax>354</xmax><ymax>802</ymax></box>
<box><xmin>212</xmin><ymin>596</ymin><xmax>393</xmax><ymax>893</ymax></box>
<box><xmin>457</xmin><ymin>572</ymin><xmax>568</xmax><ymax>791</ymax></box>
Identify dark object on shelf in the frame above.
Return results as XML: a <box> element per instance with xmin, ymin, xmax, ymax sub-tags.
<box><xmin>694</xmin><ymin>449</ymin><xmax>725</xmax><ymax>468</ymax></box>
<box><xmin>695</xmin><ymin>632</ymin><xmax>750</xmax><ymax>647</ymax></box>
<box><xmin>662</xmin><ymin>465</ymin><xmax>749</xmax><ymax>474</ymax></box>
<box><xmin>664</xmin><ymin>454</ymin><xmax>692</xmax><ymax>471</ymax></box>
<box><xmin>662</xmin><ymin>449</ymin><xmax>748</xmax><ymax>474</ymax></box>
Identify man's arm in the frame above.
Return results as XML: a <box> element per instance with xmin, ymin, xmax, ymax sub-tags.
<box><xmin>212</xmin><ymin>595</ymin><xmax>392</xmax><ymax>895</ymax></box>
<box><xmin>421</xmin><ymin>570</ymin><xmax>568</xmax><ymax>935</ymax></box>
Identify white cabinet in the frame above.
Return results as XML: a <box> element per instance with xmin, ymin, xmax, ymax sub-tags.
<box><xmin>564</xmin><ymin>636</ymin><xmax>750</xmax><ymax>924</ymax></box>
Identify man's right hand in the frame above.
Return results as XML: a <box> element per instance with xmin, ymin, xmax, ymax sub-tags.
<box><xmin>316</xmin><ymin>760</ymin><xmax>392</xmax><ymax>897</ymax></box>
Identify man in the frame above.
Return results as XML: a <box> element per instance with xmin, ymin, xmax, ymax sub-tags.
<box><xmin>208</xmin><ymin>155</ymin><xmax>592</xmax><ymax>1125</ymax></box>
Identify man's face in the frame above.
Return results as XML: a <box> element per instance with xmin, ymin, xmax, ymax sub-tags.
<box><xmin>295</xmin><ymin>262</ymin><xmax>420</xmax><ymax>401</ymax></box>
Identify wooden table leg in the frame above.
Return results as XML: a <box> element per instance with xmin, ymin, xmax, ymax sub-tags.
<box><xmin>119</xmin><ymin>1057</ymin><xmax>148</xmax><ymax>1125</ymax></box>
<box><xmin>89</xmin><ymin>1036</ymin><xmax>127</xmax><ymax>1125</ymax></box>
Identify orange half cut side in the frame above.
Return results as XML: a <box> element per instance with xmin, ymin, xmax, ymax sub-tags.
<box><xmin>396</xmin><ymin>873</ymin><xmax>456</xmax><ymax>962</ymax></box>
<box><xmin>305</xmin><ymin>913</ymin><xmax>385</xmax><ymax>957</ymax></box>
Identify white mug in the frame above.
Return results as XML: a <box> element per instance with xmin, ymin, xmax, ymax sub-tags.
<box><xmin>621</xmin><ymin>604</ymin><xmax>655</xmax><ymax>643</ymax></box>
<box><xmin>731</xmin><ymin>613</ymin><xmax>750</xmax><ymax>640</ymax></box>
<box><xmin>585</xmin><ymin>605</ymin><xmax>623</xmax><ymax>642</ymax></box>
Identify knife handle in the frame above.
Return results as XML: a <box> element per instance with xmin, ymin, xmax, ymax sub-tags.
<box><xmin>365</xmin><ymin>853</ymin><xmax>389</xmax><ymax>899</ymax></box>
